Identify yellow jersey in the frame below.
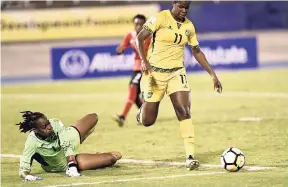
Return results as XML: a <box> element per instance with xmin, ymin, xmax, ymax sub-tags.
<box><xmin>144</xmin><ymin>10</ymin><xmax>199</xmax><ymax>70</ymax></box>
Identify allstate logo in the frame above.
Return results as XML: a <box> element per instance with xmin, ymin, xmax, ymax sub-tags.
<box><xmin>60</xmin><ymin>50</ymin><xmax>90</xmax><ymax>78</ymax></box>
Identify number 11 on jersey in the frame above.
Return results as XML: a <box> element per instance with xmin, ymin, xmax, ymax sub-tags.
<box><xmin>174</xmin><ymin>33</ymin><xmax>182</xmax><ymax>44</ymax></box>
<box><xmin>180</xmin><ymin>74</ymin><xmax>187</xmax><ymax>84</ymax></box>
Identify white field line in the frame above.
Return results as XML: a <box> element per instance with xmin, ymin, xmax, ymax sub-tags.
<box><xmin>118</xmin><ymin>158</ymin><xmax>273</xmax><ymax>171</ymax></box>
<box><xmin>238</xmin><ymin>117</ymin><xmax>262</xmax><ymax>122</ymax></box>
<box><xmin>1</xmin><ymin>154</ymin><xmax>22</xmax><ymax>158</ymax></box>
<box><xmin>42</xmin><ymin>172</ymin><xmax>226</xmax><ymax>187</ymax></box>
<box><xmin>1</xmin><ymin>154</ymin><xmax>273</xmax><ymax>187</ymax></box>
<box><xmin>2</xmin><ymin>92</ymin><xmax>288</xmax><ymax>100</ymax></box>
<box><xmin>0</xmin><ymin>154</ymin><xmax>273</xmax><ymax>171</ymax></box>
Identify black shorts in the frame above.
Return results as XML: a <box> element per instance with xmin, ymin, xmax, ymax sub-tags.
<box><xmin>129</xmin><ymin>71</ymin><xmax>142</xmax><ymax>94</ymax></box>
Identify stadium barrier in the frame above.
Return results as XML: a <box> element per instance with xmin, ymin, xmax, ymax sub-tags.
<box><xmin>51</xmin><ymin>37</ymin><xmax>258</xmax><ymax>80</ymax></box>
<box><xmin>1</xmin><ymin>4</ymin><xmax>160</xmax><ymax>42</ymax></box>
<box><xmin>161</xmin><ymin>2</ymin><xmax>288</xmax><ymax>33</ymax></box>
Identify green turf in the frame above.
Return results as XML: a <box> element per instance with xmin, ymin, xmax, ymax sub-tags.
<box><xmin>1</xmin><ymin>68</ymin><xmax>288</xmax><ymax>187</ymax></box>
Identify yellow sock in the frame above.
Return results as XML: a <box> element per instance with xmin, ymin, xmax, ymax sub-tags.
<box><xmin>179</xmin><ymin>119</ymin><xmax>195</xmax><ymax>158</ymax></box>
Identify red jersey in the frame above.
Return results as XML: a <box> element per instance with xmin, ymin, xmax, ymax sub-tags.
<box><xmin>120</xmin><ymin>31</ymin><xmax>152</xmax><ymax>71</ymax></box>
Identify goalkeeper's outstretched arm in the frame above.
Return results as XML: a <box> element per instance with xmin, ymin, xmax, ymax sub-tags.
<box><xmin>19</xmin><ymin>135</ymin><xmax>43</xmax><ymax>181</ymax></box>
<box><xmin>20</xmin><ymin>170</ymin><xmax>42</xmax><ymax>181</ymax></box>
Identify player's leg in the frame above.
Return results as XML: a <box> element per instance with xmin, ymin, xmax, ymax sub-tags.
<box><xmin>137</xmin><ymin>73</ymin><xmax>165</xmax><ymax>127</ymax></box>
<box><xmin>170</xmin><ymin>91</ymin><xmax>199</xmax><ymax>170</ymax></box>
<box><xmin>137</xmin><ymin>102</ymin><xmax>160</xmax><ymax>126</ymax></box>
<box><xmin>114</xmin><ymin>71</ymin><xmax>142</xmax><ymax>127</ymax></box>
<box><xmin>134</xmin><ymin>82</ymin><xmax>143</xmax><ymax>109</ymax></box>
<box><xmin>167</xmin><ymin>69</ymin><xmax>199</xmax><ymax>170</ymax></box>
<box><xmin>134</xmin><ymin>87</ymin><xmax>144</xmax><ymax>125</ymax></box>
<box><xmin>135</xmin><ymin>95</ymin><xmax>143</xmax><ymax>109</ymax></box>
<box><xmin>72</xmin><ymin>113</ymin><xmax>98</xmax><ymax>144</ymax></box>
<box><xmin>76</xmin><ymin>152</ymin><xmax>122</xmax><ymax>171</ymax></box>
<box><xmin>170</xmin><ymin>91</ymin><xmax>191</xmax><ymax>121</ymax></box>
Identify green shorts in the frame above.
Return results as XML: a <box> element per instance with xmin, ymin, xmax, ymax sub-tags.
<box><xmin>61</xmin><ymin>126</ymin><xmax>81</xmax><ymax>155</ymax></box>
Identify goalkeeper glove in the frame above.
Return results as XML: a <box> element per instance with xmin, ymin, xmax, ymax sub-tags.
<box><xmin>24</xmin><ymin>175</ymin><xmax>43</xmax><ymax>182</ymax></box>
<box><xmin>66</xmin><ymin>161</ymin><xmax>82</xmax><ymax>177</ymax></box>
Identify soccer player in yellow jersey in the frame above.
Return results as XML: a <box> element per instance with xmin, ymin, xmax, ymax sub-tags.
<box><xmin>136</xmin><ymin>1</ymin><xmax>222</xmax><ymax>170</ymax></box>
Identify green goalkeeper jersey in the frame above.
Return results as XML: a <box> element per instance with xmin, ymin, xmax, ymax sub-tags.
<box><xmin>19</xmin><ymin>118</ymin><xmax>80</xmax><ymax>174</ymax></box>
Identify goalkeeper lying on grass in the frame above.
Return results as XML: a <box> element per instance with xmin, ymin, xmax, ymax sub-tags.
<box><xmin>16</xmin><ymin>111</ymin><xmax>122</xmax><ymax>181</ymax></box>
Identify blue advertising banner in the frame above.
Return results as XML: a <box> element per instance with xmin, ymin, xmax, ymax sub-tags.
<box><xmin>51</xmin><ymin>37</ymin><xmax>258</xmax><ymax>80</ymax></box>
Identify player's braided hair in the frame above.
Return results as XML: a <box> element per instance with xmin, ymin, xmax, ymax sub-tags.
<box><xmin>16</xmin><ymin>111</ymin><xmax>45</xmax><ymax>133</ymax></box>
<box><xmin>133</xmin><ymin>14</ymin><xmax>146</xmax><ymax>22</ymax></box>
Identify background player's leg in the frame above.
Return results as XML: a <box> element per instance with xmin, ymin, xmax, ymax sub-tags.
<box><xmin>72</xmin><ymin>113</ymin><xmax>98</xmax><ymax>144</ymax></box>
<box><xmin>170</xmin><ymin>91</ymin><xmax>199</xmax><ymax>169</ymax></box>
<box><xmin>115</xmin><ymin>72</ymin><xmax>142</xmax><ymax>127</ymax></box>
<box><xmin>137</xmin><ymin>102</ymin><xmax>160</xmax><ymax>127</ymax></box>
<box><xmin>120</xmin><ymin>84</ymin><xmax>138</xmax><ymax>118</ymax></box>
<box><xmin>114</xmin><ymin>84</ymin><xmax>138</xmax><ymax>127</ymax></box>
<box><xmin>76</xmin><ymin>152</ymin><xmax>122</xmax><ymax>171</ymax></box>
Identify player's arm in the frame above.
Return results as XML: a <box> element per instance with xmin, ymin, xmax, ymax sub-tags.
<box><xmin>60</xmin><ymin>143</ymin><xmax>81</xmax><ymax>177</ymax></box>
<box><xmin>19</xmin><ymin>137</ymin><xmax>42</xmax><ymax>181</ymax></box>
<box><xmin>192</xmin><ymin>46</ymin><xmax>222</xmax><ymax>93</ymax></box>
<box><xmin>136</xmin><ymin>28</ymin><xmax>152</xmax><ymax>74</ymax></box>
<box><xmin>144</xmin><ymin>35</ymin><xmax>152</xmax><ymax>55</ymax></box>
<box><xmin>60</xmin><ymin>137</ymin><xmax>82</xmax><ymax>177</ymax></box>
<box><xmin>188</xmin><ymin>26</ymin><xmax>222</xmax><ymax>93</ymax></box>
<box><xmin>65</xmin><ymin>154</ymin><xmax>81</xmax><ymax>177</ymax></box>
<box><xmin>51</xmin><ymin>118</ymin><xmax>81</xmax><ymax>177</ymax></box>
<box><xmin>61</xmin><ymin>142</ymin><xmax>81</xmax><ymax>177</ymax></box>
<box><xmin>116</xmin><ymin>33</ymin><xmax>130</xmax><ymax>55</ymax></box>
<box><xmin>136</xmin><ymin>14</ymin><xmax>162</xmax><ymax>74</ymax></box>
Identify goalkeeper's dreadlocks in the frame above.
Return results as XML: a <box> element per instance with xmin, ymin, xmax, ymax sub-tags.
<box><xmin>16</xmin><ymin>111</ymin><xmax>45</xmax><ymax>133</ymax></box>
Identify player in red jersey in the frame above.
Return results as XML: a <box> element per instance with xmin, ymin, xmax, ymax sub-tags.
<box><xmin>113</xmin><ymin>14</ymin><xmax>152</xmax><ymax>127</ymax></box>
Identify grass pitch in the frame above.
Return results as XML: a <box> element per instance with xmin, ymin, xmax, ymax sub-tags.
<box><xmin>1</xmin><ymin>68</ymin><xmax>288</xmax><ymax>187</ymax></box>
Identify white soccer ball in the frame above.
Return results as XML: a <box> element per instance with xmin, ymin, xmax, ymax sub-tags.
<box><xmin>221</xmin><ymin>147</ymin><xmax>245</xmax><ymax>172</ymax></box>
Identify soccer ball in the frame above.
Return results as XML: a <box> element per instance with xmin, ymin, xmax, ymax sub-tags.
<box><xmin>221</xmin><ymin>147</ymin><xmax>245</xmax><ymax>172</ymax></box>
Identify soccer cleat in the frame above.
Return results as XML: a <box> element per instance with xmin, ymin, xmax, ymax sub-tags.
<box><xmin>113</xmin><ymin>115</ymin><xmax>125</xmax><ymax>127</ymax></box>
<box><xmin>186</xmin><ymin>155</ymin><xmax>200</xmax><ymax>170</ymax></box>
